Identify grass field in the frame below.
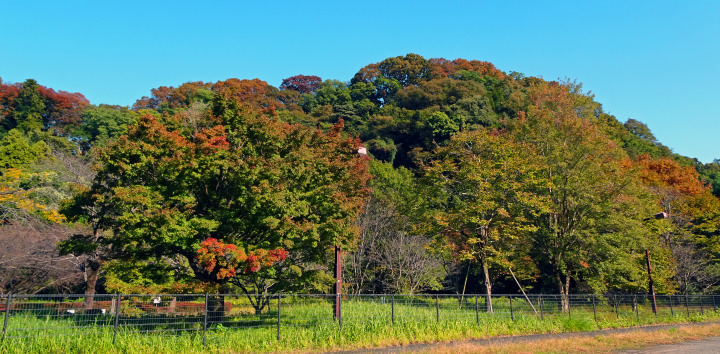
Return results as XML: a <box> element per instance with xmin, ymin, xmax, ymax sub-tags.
<box><xmin>0</xmin><ymin>294</ymin><xmax>717</xmax><ymax>353</ymax></box>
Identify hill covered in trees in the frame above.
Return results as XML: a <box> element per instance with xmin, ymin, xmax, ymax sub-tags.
<box><xmin>2</xmin><ymin>55</ymin><xmax>719</xmax><ymax>309</ymax></box>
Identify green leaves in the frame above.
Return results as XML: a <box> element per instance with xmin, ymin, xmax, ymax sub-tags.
<box><xmin>70</xmin><ymin>97</ymin><xmax>371</xmax><ymax>293</ymax></box>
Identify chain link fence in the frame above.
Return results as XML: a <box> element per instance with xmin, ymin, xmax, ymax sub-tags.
<box><xmin>1</xmin><ymin>293</ymin><xmax>718</xmax><ymax>348</ymax></box>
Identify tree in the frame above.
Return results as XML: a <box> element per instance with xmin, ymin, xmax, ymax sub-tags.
<box><xmin>71</xmin><ymin>105</ymin><xmax>138</xmax><ymax>152</ymax></box>
<box><xmin>346</xmin><ymin>160</ymin><xmax>443</xmax><ymax>294</ymax></box>
<box><xmin>510</xmin><ymin>82</ymin><xmax>658</xmax><ymax>309</ymax></box>
<box><xmin>133</xmin><ymin>81</ymin><xmax>213</xmax><ymax>113</ymax></box>
<box><xmin>66</xmin><ymin>98</ymin><xmax>371</xmax><ymax>313</ymax></box>
<box><xmin>0</xmin><ymin>79</ymin><xmax>88</xmax><ymax>135</ymax></box>
<box><xmin>423</xmin><ymin>129</ymin><xmax>542</xmax><ymax>312</ymax></box>
<box><xmin>5</xmin><ymin>79</ymin><xmax>46</xmax><ymax>133</ymax></box>
<box><xmin>280</xmin><ymin>75</ymin><xmax>322</xmax><ymax>94</ymax></box>
<box><xmin>635</xmin><ymin>155</ymin><xmax>720</xmax><ymax>293</ymax></box>
<box><xmin>1</xmin><ymin>168</ymin><xmax>65</xmax><ymax>225</ymax></box>
<box><xmin>0</xmin><ymin>130</ymin><xmax>50</xmax><ymax>169</ymax></box>
<box><xmin>698</xmin><ymin>159</ymin><xmax>720</xmax><ymax>198</ymax></box>
<box><xmin>0</xmin><ymin>222</ymin><xmax>85</xmax><ymax>294</ymax></box>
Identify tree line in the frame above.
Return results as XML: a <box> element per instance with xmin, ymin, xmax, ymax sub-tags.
<box><xmin>1</xmin><ymin>54</ymin><xmax>719</xmax><ymax>314</ymax></box>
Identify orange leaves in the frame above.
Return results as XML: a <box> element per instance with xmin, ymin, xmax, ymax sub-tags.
<box><xmin>636</xmin><ymin>155</ymin><xmax>706</xmax><ymax>197</ymax></box>
<box><xmin>193</xmin><ymin>125</ymin><xmax>229</xmax><ymax>153</ymax></box>
<box><xmin>634</xmin><ymin>154</ymin><xmax>713</xmax><ymax>218</ymax></box>
<box><xmin>212</xmin><ymin>78</ymin><xmax>280</xmax><ymax>113</ymax></box>
<box><xmin>195</xmin><ymin>238</ymin><xmax>288</xmax><ymax>280</ymax></box>
<box><xmin>133</xmin><ymin>81</ymin><xmax>213</xmax><ymax>111</ymax></box>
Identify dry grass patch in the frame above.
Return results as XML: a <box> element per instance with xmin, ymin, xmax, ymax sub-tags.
<box><xmin>422</xmin><ymin>323</ymin><xmax>720</xmax><ymax>353</ymax></box>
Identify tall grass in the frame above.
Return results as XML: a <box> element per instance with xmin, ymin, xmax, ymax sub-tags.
<box><xmin>0</xmin><ymin>294</ymin><xmax>718</xmax><ymax>353</ymax></box>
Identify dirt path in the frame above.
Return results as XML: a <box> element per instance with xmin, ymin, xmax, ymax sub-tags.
<box><xmin>619</xmin><ymin>336</ymin><xmax>720</xmax><ymax>353</ymax></box>
<box><xmin>332</xmin><ymin>321</ymin><xmax>720</xmax><ymax>353</ymax></box>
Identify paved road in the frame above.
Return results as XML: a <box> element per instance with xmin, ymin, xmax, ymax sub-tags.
<box><xmin>619</xmin><ymin>337</ymin><xmax>720</xmax><ymax>353</ymax></box>
<box><xmin>334</xmin><ymin>322</ymin><xmax>720</xmax><ymax>354</ymax></box>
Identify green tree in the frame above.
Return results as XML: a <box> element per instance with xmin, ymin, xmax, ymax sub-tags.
<box><xmin>0</xmin><ymin>129</ymin><xmax>50</xmax><ymax>169</ymax></box>
<box><xmin>65</xmin><ymin>98</ymin><xmax>371</xmax><ymax>313</ymax></box>
<box><xmin>5</xmin><ymin>79</ymin><xmax>46</xmax><ymax>133</ymax></box>
<box><xmin>423</xmin><ymin>129</ymin><xmax>543</xmax><ymax>312</ymax></box>
<box><xmin>698</xmin><ymin>159</ymin><xmax>720</xmax><ymax>198</ymax></box>
<box><xmin>511</xmin><ymin>82</ymin><xmax>657</xmax><ymax>309</ymax></box>
<box><xmin>71</xmin><ymin>104</ymin><xmax>138</xmax><ymax>151</ymax></box>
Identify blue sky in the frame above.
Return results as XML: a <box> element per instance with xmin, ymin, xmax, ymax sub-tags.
<box><xmin>1</xmin><ymin>1</ymin><xmax>718</xmax><ymax>162</ymax></box>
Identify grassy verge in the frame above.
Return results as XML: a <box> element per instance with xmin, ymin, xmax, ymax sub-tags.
<box><xmin>0</xmin><ymin>297</ymin><xmax>718</xmax><ymax>353</ymax></box>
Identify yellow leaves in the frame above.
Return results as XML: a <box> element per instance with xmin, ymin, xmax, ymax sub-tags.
<box><xmin>0</xmin><ymin>168</ymin><xmax>66</xmax><ymax>224</ymax></box>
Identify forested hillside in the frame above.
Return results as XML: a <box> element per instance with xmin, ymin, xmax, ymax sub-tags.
<box><xmin>2</xmin><ymin>54</ymin><xmax>719</xmax><ymax>305</ymax></box>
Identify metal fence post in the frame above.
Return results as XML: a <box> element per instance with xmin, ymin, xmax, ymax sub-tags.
<box><xmin>669</xmin><ymin>295</ymin><xmax>674</xmax><ymax>317</ymax></box>
<box><xmin>634</xmin><ymin>295</ymin><xmax>639</xmax><ymax>321</ymax></box>
<box><xmin>277</xmin><ymin>294</ymin><xmax>281</xmax><ymax>340</ymax></box>
<box><xmin>203</xmin><ymin>294</ymin><xmax>209</xmax><ymax>347</ymax></box>
<box><xmin>614</xmin><ymin>295</ymin><xmax>619</xmax><ymax>319</ymax></box>
<box><xmin>337</xmin><ymin>294</ymin><xmax>342</xmax><ymax>328</ymax></box>
<box><xmin>685</xmin><ymin>294</ymin><xmax>690</xmax><ymax>317</ymax></box>
<box><xmin>713</xmin><ymin>295</ymin><xmax>717</xmax><ymax>311</ymax></box>
<box><xmin>435</xmin><ymin>295</ymin><xmax>439</xmax><ymax>323</ymax></box>
<box><xmin>568</xmin><ymin>295</ymin><xmax>571</xmax><ymax>319</ymax></box>
<box><xmin>475</xmin><ymin>295</ymin><xmax>479</xmax><ymax>324</ymax></box>
<box><xmin>509</xmin><ymin>295</ymin><xmax>514</xmax><ymax>321</ymax></box>
<box><xmin>592</xmin><ymin>295</ymin><xmax>597</xmax><ymax>323</ymax></box>
<box><xmin>391</xmin><ymin>294</ymin><xmax>395</xmax><ymax>325</ymax></box>
<box><xmin>700</xmin><ymin>296</ymin><xmax>705</xmax><ymax>315</ymax></box>
<box><xmin>2</xmin><ymin>294</ymin><xmax>11</xmax><ymax>343</ymax></box>
<box><xmin>539</xmin><ymin>295</ymin><xmax>544</xmax><ymax>320</ymax></box>
<box><xmin>112</xmin><ymin>293</ymin><xmax>121</xmax><ymax>345</ymax></box>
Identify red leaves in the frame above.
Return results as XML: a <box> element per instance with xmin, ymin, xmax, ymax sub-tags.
<box><xmin>209</xmin><ymin>136</ymin><xmax>229</xmax><ymax>149</ymax></box>
<box><xmin>195</xmin><ymin>238</ymin><xmax>288</xmax><ymax>280</ymax></box>
<box><xmin>280</xmin><ymin>75</ymin><xmax>322</xmax><ymax>94</ymax></box>
<box><xmin>0</xmin><ymin>79</ymin><xmax>89</xmax><ymax>133</ymax></box>
<box><xmin>194</xmin><ymin>125</ymin><xmax>230</xmax><ymax>152</ymax></box>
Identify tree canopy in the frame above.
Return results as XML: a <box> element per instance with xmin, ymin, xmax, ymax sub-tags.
<box><xmin>2</xmin><ymin>54</ymin><xmax>720</xmax><ymax>302</ymax></box>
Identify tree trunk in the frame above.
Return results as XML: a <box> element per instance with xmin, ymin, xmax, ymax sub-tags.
<box><xmin>83</xmin><ymin>262</ymin><xmax>100</xmax><ymax>309</ymax></box>
<box><xmin>482</xmin><ymin>257</ymin><xmax>493</xmax><ymax>314</ymax></box>
<box><xmin>557</xmin><ymin>273</ymin><xmax>570</xmax><ymax>313</ymax></box>
<box><xmin>251</xmin><ymin>294</ymin><xmax>269</xmax><ymax>315</ymax></box>
<box><xmin>459</xmin><ymin>261</ymin><xmax>471</xmax><ymax>309</ymax></box>
<box><xmin>208</xmin><ymin>294</ymin><xmax>226</xmax><ymax>323</ymax></box>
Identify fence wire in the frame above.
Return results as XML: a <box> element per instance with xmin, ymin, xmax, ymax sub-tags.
<box><xmin>1</xmin><ymin>292</ymin><xmax>718</xmax><ymax>346</ymax></box>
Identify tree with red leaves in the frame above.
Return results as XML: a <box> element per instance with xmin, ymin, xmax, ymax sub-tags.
<box><xmin>280</xmin><ymin>75</ymin><xmax>322</xmax><ymax>94</ymax></box>
<box><xmin>65</xmin><ymin>94</ymin><xmax>371</xmax><ymax>314</ymax></box>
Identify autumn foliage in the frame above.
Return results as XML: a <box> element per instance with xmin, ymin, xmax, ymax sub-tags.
<box><xmin>5</xmin><ymin>53</ymin><xmax>720</xmax><ymax>299</ymax></box>
<box><xmin>196</xmin><ymin>238</ymin><xmax>288</xmax><ymax>279</ymax></box>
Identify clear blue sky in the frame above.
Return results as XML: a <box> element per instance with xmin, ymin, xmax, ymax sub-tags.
<box><xmin>1</xmin><ymin>1</ymin><xmax>718</xmax><ymax>162</ymax></box>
